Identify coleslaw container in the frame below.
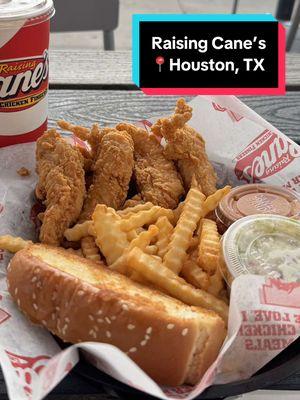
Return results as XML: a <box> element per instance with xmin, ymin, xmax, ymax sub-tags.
<box><xmin>220</xmin><ymin>214</ymin><xmax>300</xmax><ymax>287</ymax></box>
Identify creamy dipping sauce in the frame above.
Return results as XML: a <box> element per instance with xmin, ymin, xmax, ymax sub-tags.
<box><xmin>220</xmin><ymin>215</ymin><xmax>300</xmax><ymax>285</ymax></box>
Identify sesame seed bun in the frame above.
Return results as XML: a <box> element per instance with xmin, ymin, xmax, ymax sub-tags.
<box><xmin>7</xmin><ymin>244</ymin><xmax>226</xmax><ymax>386</ymax></box>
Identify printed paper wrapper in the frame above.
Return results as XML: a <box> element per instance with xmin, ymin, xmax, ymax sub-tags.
<box><xmin>0</xmin><ymin>95</ymin><xmax>299</xmax><ymax>400</ymax></box>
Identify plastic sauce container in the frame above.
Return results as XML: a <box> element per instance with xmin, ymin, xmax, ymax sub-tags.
<box><xmin>215</xmin><ymin>184</ymin><xmax>300</xmax><ymax>234</ymax></box>
<box><xmin>220</xmin><ymin>214</ymin><xmax>300</xmax><ymax>287</ymax></box>
<box><xmin>0</xmin><ymin>0</ymin><xmax>55</xmax><ymax>147</ymax></box>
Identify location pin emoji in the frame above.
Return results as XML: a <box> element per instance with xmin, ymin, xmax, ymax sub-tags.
<box><xmin>156</xmin><ymin>56</ymin><xmax>165</xmax><ymax>72</ymax></box>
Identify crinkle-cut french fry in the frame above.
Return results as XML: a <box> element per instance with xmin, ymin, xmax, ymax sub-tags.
<box><xmin>157</xmin><ymin>208</ymin><xmax>175</xmax><ymax>224</ymax></box>
<box><xmin>207</xmin><ymin>266</ymin><xmax>225</xmax><ymax>297</ymax></box>
<box><xmin>118</xmin><ymin>202</ymin><xmax>154</xmax><ymax>218</ymax></box>
<box><xmin>181</xmin><ymin>256</ymin><xmax>209</xmax><ymax>290</ymax></box>
<box><xmin>0</xmin><ymin>235</ymin><xmax>32</xmax><ymax>253</ymax></box>
<box><xmin>129</xmin><ymin>271</ymin><xmax>150</xmax><ymax>285</ymax></box>
<box><xmin>155</xmin><ymin>216</ymin><xmax>173</xmax><ymax>258</ymax></box>
<box><xmin>163</xmin><ymin>188</ymin><xmax>205</xmax><ymax>274</ymax></box>
<box><xmin>172</xmin><ymin>202</ymin><xmax>184</xmax><ymax>224</ymax></box>
<box><xmin>202</xmin><ymin>186</ymin><xmax>231</xmax><ymax>219</ymax></box>
<box><xmin>88</xmin><ymin>224</ymin><xmax>97</xmax><ymax>237</ymax></box>
<box><xmin>189</xmin><ymin>236</ymin><xmax>199</xmax><ymax>252</ymax></box>
<box><xmin>118</xmin><ymin>207</ymin><xmax>162</xmax><ymax>231</ymax></box>
<box><xmin>121</xmin><ymin>195</ymin><xmax>145</xmax><ymax>210</ymax></box>
<box><xmin>198</xmin><ymin>219</ymin><xmax>220</xmax><ymax>275</ymax></box>
<box><xmin>64</xmin><ymin>221</ymin><xmax>93</xmax><ymax>242</ymax></box>
<box><xmin>127</xmin><ymin>228</ymin><xmax>147</xmax><ymax>241</ymax></box>
<box><xmin>145</xmin><ymin>245</ymin><xmax>158</xmax><ymax>255</ymax></box>
<box><xmin>129</xmin><ymin>225</ymin><xmax>158</xmax><ymax>251</ymax></box>
<box><xmin>66</xmin><ymin>247</ymin><xmax>83</xmax><ymax>257</ymax></box>
<box><xmin>127</xmin><ymin>229</ymin><xmax>138</xmax><ymax>241</ymax></box>
<box><xmin>81</xmin><ymin>235</ymin><xmax>101</xmax><ymax>262</ymax></box>
<box><xmin>127</xmin><ymin>247</ymin><xmax>228</xmax><ymax>321</ymax></box>
<box><xmin>130</xmin><ymin>271</ymin><xmax>144</xmax><ymax>283</ymax></box>
<box><xmin>110</xmin><ymin>225</ymin><xmax>158</xmax><ymax>274</ymax></box>
<box><xmin>92</xmin><ymin>205</ymin><xmax>129</xmax><ymax>265</ymax></box>
<box><xmin>120</xmin><ymin>206</ymin><xmax>173</xmax><ymax>231</ymax></box>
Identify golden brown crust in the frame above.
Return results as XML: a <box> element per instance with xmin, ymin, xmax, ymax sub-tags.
<box><xmin>36</xmin><ymin>130</ymin><xmax>86</xmax><ymax>245</ymax></box>
<box><xmin>186</xmin><ymin>304</ymin><xmax>226</xmax><ymax>384</ymax></box>
<box><xmin>7</xmin><ymin>244</ymin><xmax>225</xmax><ymax>386</ymax></box>
<box><xmin>151</xmin><ymin>99</ymin><xmax>217</xmax><ymax>195</ymax></box>
<box><xmin>116</xmin><ymin>123</ymin><xmax>184</xmax><ymax>209</ymax></box>
<box><xmin>79</xmin><ymin>129</ymin><xmax>134</xmax><ymax>220</ymax></box>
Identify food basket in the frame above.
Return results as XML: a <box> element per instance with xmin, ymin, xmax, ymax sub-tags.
<box><xmin>72</xmin><ymin>337</ymin><xmax>300</xmax><ymax>399</ymax></box>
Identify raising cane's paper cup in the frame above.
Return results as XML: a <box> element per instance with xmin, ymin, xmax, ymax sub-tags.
<box><xmin>0</xmin><ymin>0</ymin><xmax>54</xmax><ymax>147</ymax></box>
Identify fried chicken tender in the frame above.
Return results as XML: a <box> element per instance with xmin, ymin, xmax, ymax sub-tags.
<box><xmin>116</xmin><ymin>123</ymin><xmax>184</xmax><ymax>209</ymax></box>
<box><xmin>57</xmin><ymin>120</ymin><xmax>102</xmax><ymax>170</ymax></box>
<box><xmin>36</xmin><ymin>129</ymin><xmax>86</xmax><ymax>246</ymax></box>
<box><xmin>57</xmin><ymin>120</ymin><xmax>102</xmax><ymax>157</ymax></box>
<box><xmin>79</xmin><ymin>129</ymin><xmax>134</xmax><ymax>221</ymax></box>
<box><xmin>151</xmin><ymin>99</ymin><xmax>217</xmax><ymax>196</ymax></box>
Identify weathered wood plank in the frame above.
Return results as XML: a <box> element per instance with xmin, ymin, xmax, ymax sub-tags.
<box><xmin>49</xmin><ymin>50</ymin><xmax>133</xmax><ymax>87</ymax></box>
<box><xmin>48</xmin><ymin>90</ymin><xmax>300</xmax><ymax>143</ymax></box>
<box><xmin>286</xmin><ymin>53</ymin><xmax>300</xmax><ymax>88</ymax></box>
<box><xmin>49</xmin><ymin>50</ymin><xmax>300</xmax><ymax>88</ymax></box>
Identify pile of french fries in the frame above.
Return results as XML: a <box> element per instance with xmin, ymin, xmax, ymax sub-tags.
<box><xmin>64</xmin><ymin>184</ymin><xmax>231</xmax><ymax>320</ymax></box>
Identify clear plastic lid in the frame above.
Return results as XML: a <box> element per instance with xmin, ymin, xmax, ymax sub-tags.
<box><xmin>0</xmin><ymin>0</ymin><xmax>54</xmax><ymax>24</ymax></box>
<box><xmin>221</xmin><ymin>214</ymin><xmax>300</xmax><ymax>284</ymax></box>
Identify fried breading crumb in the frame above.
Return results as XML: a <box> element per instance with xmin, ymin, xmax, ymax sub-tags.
<box><xmin>17</xmin><ymin>167</ymin><xmax>30</xmax><ymax>177</ymax></box>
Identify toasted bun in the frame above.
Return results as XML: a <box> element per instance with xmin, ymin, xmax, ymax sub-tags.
<box><xmin>7</xmin><ymin>244</ymin><xmax>226</xmax><ymax>386</ymax></box>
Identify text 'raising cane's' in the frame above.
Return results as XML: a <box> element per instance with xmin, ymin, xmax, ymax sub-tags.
<box><xmin>152</xmin><ymin>35</ymin><xmax>267</xmax><ymax>74</ymax></box>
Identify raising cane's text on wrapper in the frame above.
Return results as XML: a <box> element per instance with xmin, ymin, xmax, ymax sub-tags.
<box><xmin>0</xmin><ymin>0</ymin><xmax>54</xmax><ymax>147</ymax></box>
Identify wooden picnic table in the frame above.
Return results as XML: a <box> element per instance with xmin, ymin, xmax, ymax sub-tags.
<box><xmin>1</xmin><ymin>50</ymin><xmax>300</xmax><ymax>399</ymax></box>
<box><xmin>48</xmin><ymin>50</ymin><xmax>300</xmax><ymax>144</ymax></box>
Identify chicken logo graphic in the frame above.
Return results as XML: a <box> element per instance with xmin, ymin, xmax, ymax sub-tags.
<box><xmin>0</xmin><ymin>295</ymin><xmax>10</xmax><ymax>324</ymax></box>
<box><xmin>6</xmin><ymin>351</ymin><xmax>50</xmax><ymax>397</ymax></box>
<box><xmin>260</xmin><ymin>278</ymin><xmax>300</xmax><ymax>309</ymax></box>
<box><xmin>234</xmin><ymin>130</ymin><xmax>300</xmax><ymax>184</ymax></box>
<box><xmin>212</xmin><ymin>102</ymin><xmax>243</xmax><ymax>122</ymax></box>
<box><xmin>0</xmin><ymin>307</ymin><xmax>10</xmax><ymax>325</ymax></box>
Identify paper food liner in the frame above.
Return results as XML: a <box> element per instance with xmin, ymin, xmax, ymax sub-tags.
<box><xmin>0</xmin><ymin>95</ymin><xmax>300</xmax><ymax>400</ymax></box>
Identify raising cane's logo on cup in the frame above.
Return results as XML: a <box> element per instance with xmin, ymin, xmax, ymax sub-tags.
<box><xmin>0</xmin><ymin>0</ymin><xmax>54</xmax><ymax>147</ymax></box>
<box><xmin>234</xmin><ymin>129</ymin><xmax>300</xmax><ymax>183</ymax></box>
<box><xmin>0</xmin><ymin>50</ymin><xmax>49</xmax><ymax>112</ymax></box>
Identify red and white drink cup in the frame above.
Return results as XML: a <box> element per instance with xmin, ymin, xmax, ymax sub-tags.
<box><xmin>0</xmin><ymin>0</ymin><xmax>55</xmax><ymax>147</ymax></box>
